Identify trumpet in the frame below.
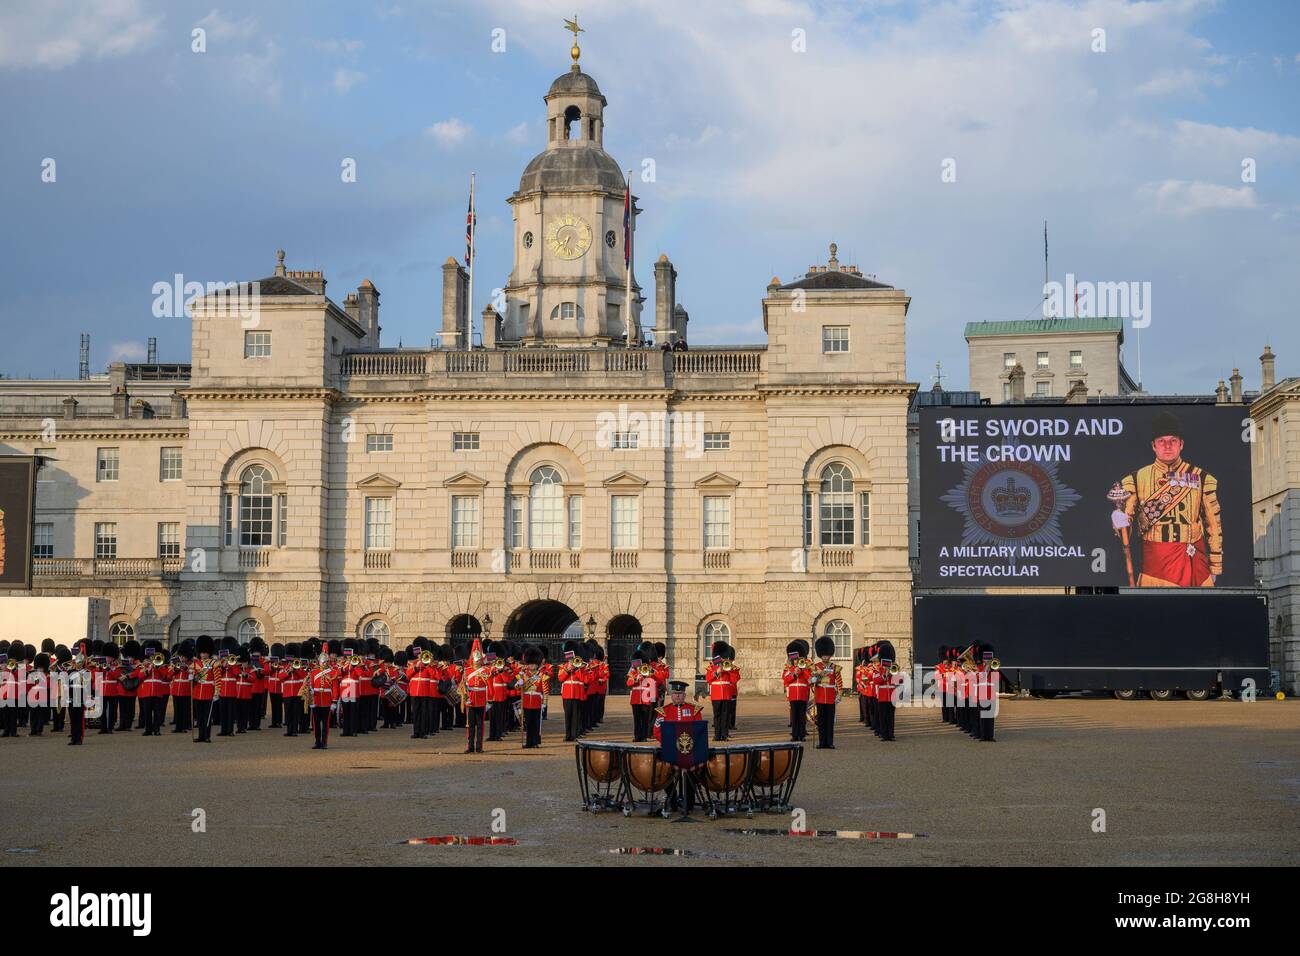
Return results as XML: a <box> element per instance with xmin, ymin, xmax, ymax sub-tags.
<box><xmin>720</xmin><ymin>660</ymin><xmax>736</xmax><ymax>672</ymax></box>
<box><xmin>793</xmin><ymin>657</ymin><xmax>811</xmax><ymax>670</ymax></box>
<box><xmin>888</xmin><ymin>661</ymin><xmax>901</xmax><ymax>675</ymax></box>
<box><xmin>419</xmin><ymin>650</ymin><xmax>435</xmax><ymax>666</ymax></box>
<box><xmin>637</xmin><ymin>663</ymin><xmax>653</xmax><ymax>677</ymax></box>
<box><xmin>151</xmin><ymin>653</ymin><xmax>166</xmax><ymax>667</ymax></box>
<box><xmin>3</xmin><ymin>659</ymin><xmax>17</xmax><ymax>671</ymax></box>
<box><xmin>989</xmin><ymin>658</ymin><xmax>1001</xmax><ymax>671</ymax></box>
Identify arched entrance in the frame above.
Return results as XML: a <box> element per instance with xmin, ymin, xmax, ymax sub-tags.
<box><xmin>505</xmin><ymin>600</ymin><xmax>583</xmax><ymax>668</ymax></box>
<box><xmin>446</xmin><ymin>614</ymin><xmax>482</xmax><ymax>644</ymax></box>
<box><xmin>605</xmin><ymin>615</ymin><xmax>643</xmax><ymax>695</ymax></box>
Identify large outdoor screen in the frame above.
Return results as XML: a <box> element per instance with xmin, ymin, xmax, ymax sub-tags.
<box><xmin>0</xmin><ymin>455</ymin><xmax>37</xmax><ymax>590</ymax></box>
<box><xmin>917</xmin><ymin>404</ymin><xmax>1253</xmax><ymax>589</ymax></box>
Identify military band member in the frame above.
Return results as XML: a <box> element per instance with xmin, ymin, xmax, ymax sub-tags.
<box><xmin>267</xmin><ymin>643</ymin><xmax>285</xmax><ymax>729</ymax></box>
<box><xmin>117</xmin><ymin>640</ymin><xmax>142</xmax><ymax>732</ymax></box>
<box><xmin>65</xmin><ymin>645</ymin><xmax>90</xmax><ymax>746</ymax></box>
<box><xmin>216</xmin><ymin>645</ymin><xmax>240</xmax><ymax>737</ymax></box>
<box><xmin>975</xmin><ymin>646</ymin><xmax>999</xmax><ymax>742</ymax></box>
<box><xmin>873</xmin><ymin>647</ymin><xmax>900</xmax><ymax>742</ymax></box>
<box><xmin>782</xmin><ymin>641</ymin><xmax>811</xmax><ymax>742</ymax></box>
<box><xmin>462</xmin><ymin>640</ymin><xmax>490</xmax><ymax>753</ymax></box>
<box><xmin>557</xmin><ymin>641</ymin><xmax>587</xmax><ymax>743</ymax></box>
<box><xmin>169</xmin><ymin>644</ymin><xmax>193</xmax><ymax>733</ymax></box>
<box><xmin>406</xmin><ymin>644</ymin><xmax>437</xmax><ymax>739</ymax></box>
<box><xmin>308</xmin><ymin>653</ymin><xmax>337</xmax><ymax>750</ymax></box>
<box><xmin>705</xmin><ymin>642</ymin><xmax>734</xmax><ymax>741</ymax></box>
<box><xmin>1112</xmin><ymin>410</ymin><xmax>1223</xmax><ymax>588</ymax></box>
<box><xmin>280</xmin><ymin>651</ymin><xmax>307</xmax><ymax>738</ymax></box>
<box><xmin>98</xmin><ymin>643</ymin><xmax>121</xmax><ymax>734</ymax></box>
<box><xmin>192</xmin><ymin>636</ymin><xmax>218</xmax><ymax>743</ymax></box>
<box><xmin>652</xmin><ymin>680</ymin><xmax>703</xmax><ymax>741</ymax></box>
<box><xmin>0</xmin><ymin>650</ymin><xmax>18</xmax><ymax>738</ymax></box>
<box><xmin>517</xmin><ymin>646</ymin><xmax>548</xmax><ymax>748</ymax></box>
<box><xmin>627</xmin><ymin>650</ymin><xmax>658</xmax><ymax>742</ymax></box>
<box><xmin>52</xmin><ymin>644</ymin><xmax>73</xmax><ymax>734</ymax></box>
<box><xmin>138</xmin><ymin>648</ymin><xmax>170</xmax><ymax>736</ymax></box>
<box><xmin>810</xmin><ymin>636</ymin><xmax>842</xmax><ymax>749</ymax></box>
<box><xmin>486</xmin><ymin>649</ymin><xmax>509</xmax><ymax>742</ymax></box>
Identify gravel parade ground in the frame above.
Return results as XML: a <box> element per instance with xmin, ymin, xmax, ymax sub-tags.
<box><xmin>2</xmin><ymin>697</ymin><xmax>1296</xmax><ymax>867</ymax></box>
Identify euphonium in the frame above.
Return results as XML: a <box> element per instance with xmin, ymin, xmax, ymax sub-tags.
<box><xmin>794</xmin><ymin>657</ymin><xmax>811</xmax><ymax>670</ymax></box>
<box><xmin>638</xmin><ymin>663</ymin><xmax>653</xmax><ymax>677</ymax></box>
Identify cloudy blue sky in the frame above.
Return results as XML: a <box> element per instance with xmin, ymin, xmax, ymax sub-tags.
<box><xmin>1</xmin><ymin>0</ymin><xmax>1297</xmax><ymax>393</ymax></box>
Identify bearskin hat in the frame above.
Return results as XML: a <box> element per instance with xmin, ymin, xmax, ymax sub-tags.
<box><xmin>876</xmin><ymin>640</ymin><xmax>895</xmax><ymax>661</ymax></box>
<box><xmin>41</xmin><ymin>638</ymin><xmax>56</xmax><ymax>653</ymax></box>
<box><xmin>1150</xmin><ymin>410</ymin><xmax>1183</xmax><ymax>441</ymax></box>
<box><xmin>24</xmin><ymin>644</ymin><xmax>36</xmax><ymax>663</ymax></box>
<box><xmin>711</xmin><ymin>640</ymin><xmax>728</xmax><ymax>659</ymax></box>
<box><xmin>271</xmin><ymin>642</ymin><xmax>285</xmax><ymax>658</ymax></box>
<box><xmin>523</xmin><ymin>646</ymin><xmax>542</xmax><ymax>666</ymax></box>
<box><xmin>0</xmin><ymin>640</ymin><xmax>8</xmax><ymax>655</ymax></box>
<box><xmin>814</xmin><ymin>636</ymin><xmax>836</xmax><ymax>658</ymax></box>
<box><xmin>33</xmin><ymin>652</ymin><xmax>50</xmax><ymax>671</ymax></box>
<box><xmin>195</xmin><ymin>634</ymin><xmax>215</xmax><ymax>655</ymax></box>
<box><xmin>654</xmin><ymin>642</ymin><xmax>666</xmax><ymax>660</ymax></box>
<box><xmin>55</xmin><ymin>645</ymin><xmax>72</xmax><ymax>664</ymax></box>
<box><xmin>394</xmin><ymin>651</ymin><xmax>408</xmax><ymax>666</ymax></box>
<box><xmin>537</xmin><ymin>643</ymin><xmax>550</xmax><ymax>661</ymax></box>
<box><xmin>104</xmin><ymin>643</ymin><xmax>120</xmax><ymax>660</ymax></box>
<box><xmin>785</xmin><ymin>640</ymin><xmax>804</xmax><ymax>657</ymax></box>
<box><xmin>637</xmin><ymin>640</ymin><xmax>656</xmax><ymax>663</ymax></box>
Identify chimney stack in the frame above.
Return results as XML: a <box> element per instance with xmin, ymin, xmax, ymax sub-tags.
<box><xmin>1065</xmin><ymin>379</ymin><xmax>1090</xmax><ymax>404</ymax></box>
<box><xmin>109</xmin><ymin>363</ymin><xmax>128</xmax><ymax>418</ymax></box>
<box><xmin>1261</xmin><ymin>345</ymin><xmax>1276</xmax><ymax>392</ymax></box>
<box><xmin>356</xmin><ymin>280</ymin><xmax>380</xmax><ymax>347</ymax></box>
<box><xmin>654</xmin><ymin>255</ymin><xmax>677</xmax><ymax>345</ymax></box>
<box><xmin>441</xmin><ymin>258</ymin><xmax>469</xmax><ymax>348</ymax></box>
<box><xmin>1230</xmin><ymin>368</ymin><xmax>1243</xmax><ymax>403</ymax></box>
<box><xmin>1215</xmin><ymin>379</ymin><xmax>1228</xmax><ymax>403</ymax></box>
<box><xmin>481</xmin><ymin>305</ymin><xmax>500</xmax><ymax>349</ymax></box>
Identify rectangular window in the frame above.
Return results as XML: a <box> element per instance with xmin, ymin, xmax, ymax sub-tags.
<box><xmin>451</xmin><ymin>495</ymin><xmax>480</xmax><ymax>549</ymax></box>
<box><xmin>96</xmin><ymin>447</ymin><xmax>119</xmax><ymax>482</ymax></box>
<box><xmin>240</xmin><ymin>489</ymin><xmax>274</xmax><ymax>548</ymax></box>
<box><xmin>509</xmin><ymin>495</ymin><xmax>525</xmax><ymax>550</ymax></box>
<box><xmin>33</xmin><ymin>523</ymin><xmax>53</xmax><ymax>559</ymax></box>
<box><xmin>364</xmin><ymin>497</ymin><xmax>394</xmax><ymax>551</ymax></box>
<box><xmin>223</xmin><ymin>494</ymin><xmax>233</xmax><ymax>546</ymax></box>
<box><xmin>277</xmin><ymin>494</ymin><xmax>287</xmax><ymax>547</ymax></box>
<box><xmin>366</xmin><ymin>434</ymin><xmax>394</xmax><ymax>453</ymax></box>
<box><xmin>1002</xmin><ymin>382</ymin><xmax>1011</xmax><ymax>401</ymax></box>
<box><xmin>452</xmin><ymin>431</ymin><xmax>480</xmax><ymax>451</ymax></box>
<box><xmin>568</xmin><ymin>496</ymin><xmax>582</xmax><ymax>550</ymax></box>
<box><xmin>703</xmin><ymin>496</ymin><xmax>732</xmax><ymax>550</ymax></box>
<box><xmin>703</xmin><ymin>432</ymin><xmax>730</xmax><ymax>451</ymax></box>
<box><xmin>158</xmin><ymin>522</ymin><xmax>181</xmax><ymax>560</ymax></box>
<box><xmin>1035</xmin><ymin>381</ymin><xmax>1050</xmax><ymax>396</ymax></box>
<box><xmin>803</xmin><ymin>490</ymin><xmax>813</xmax><ymax>548</ymax></box>
<box><xmin>244</xmin><ymin>330</ymin><xmax>272</xmax><ymax>358</ymax></box>
<box><xmin>1003</xmin><ymin>352</ymin><xmax>1017</xmax><ymax>369</ymax></box>
<box><xmin>822</xmin><ymin>326</ymin><xmax>849</xmax><ymax>353</ymax></box>
<box><xmin>94</xmin><ymin>523</ymin><xmax>117</xmax><ymax>560</ymax></box>
<box><xmin>611</xmin><ymin>495</ymin><xmax>640</xmax><ymax>550</ymax></box>
<box><xmin>820</xmin><ymin>489</ymin><xmax>855</xmax><ymax>546</ymax></box>
<box><xmin>611</xmin><ymin>431</ymin><xmax>638</xmax><ymax>450</ymax></box>
<box><xmin>36</xmin><ymin>449</ymin><xmax>54</xmax><ymax>481</ymax></box>
<box><xmin>1069</xmin><ymin>350</ymin><xmax>1083</xmax><ymax>368</ymax></box>
<box><xmin>558</xmin><ymin>302</ymin><xmax>577</xmax><ymax>320</ymax></box>
<box><xmin>1036</xmin><ymin>351</ymin><xmax>1049</xmax><ymax>369</ymax></box>
<box><xmin>160</xmin><ymin>446</ymin><xmax>183</xmax><ymax>481</ymax></box>
<box><xmin>859</xmin><ymin>491</ymin><xmax>871</xmax><ymax>546</ymax></box>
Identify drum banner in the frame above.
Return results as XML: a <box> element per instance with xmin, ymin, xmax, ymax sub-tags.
<box><xmin>659</xmin><ymin>720</ymin><xmax>709</xmax><ymax>769</ymax></box>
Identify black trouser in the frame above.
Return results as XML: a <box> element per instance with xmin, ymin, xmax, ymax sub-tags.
<box><xmin>194</xmin><ymin>699</ymin><xmax>214</xmax><ymax>741</ymax></box>
<box><xmin>631</xmin><ymin>703</ymin><xmax>650</xmax><ymax>741</ymax></box>
<box><xmin>99</xmin><ymin>697</ymin><xmax>118</xmax><ymax>733</ymax></box>
<box><xmin>218</xmin><ymin>697</ymin><xmax>236</xmax><ymax>735</ymax></box>
<box><xmin>53</xmin><ymin>705</ymin><xmax>66</xmax><ymax>732</ymax></box>
<box><xmin>859</xmin><ymin>695</ymin><xmax>869</xmax><ymax>723</ymax></box>
<box><xmin>410</xmin><ymin>697</ymin><xmax>430</xmax><ymax>738</ymax></box>
<box><xmin>172</xmin><ymin>696</ymin><xmax>191</xmax><ymax>732</ymax></box>
<box><xmin>442</xmin><ymin>699</ymin><xmax>455</xmax><ymax>729</ymax></box>
<box><xmin>878</xmin><ymin>700</ymin><xmax>895</xmax><ymax>741</ymax></box>
<box><xmin>300</xmin><ymin>705</ymin><xmax>311</xmax><ymax>733</ymax></box>
<box><xmin>312</xmin><ymin>705</ymin><xmax>331</xmax><ymax>747</ymax></box>
<box><xmin>142</xmin><ymin>697</ymin><xmax>164</xmax><ymax>734</ymax></box>
<box><xmin>788</xmin><ymin>700</ymin><xmax>807</xmax><ymax>741</ymax></box>
<box><xmin>562</xmin><ymin>699</ymin><xmax>583</xmax><ymax>741</ymax></box>
<box><xmin>977</xmin><ymin>698</ymin><xmax>995</xmax><ymax>741</ymax></box>
<box><xmin>68</xmin><ymin>705</ymin><xmax>85</xmax><ymax>744</ymax></box>
<box><xmin>523</xmin><ymin>707</ymin><xmax>541</xmax><ymax>747</ymax></box>
<box><xmin>283</xmin><ymin>697</ymin><xmax>303</xmax><ymax>735</ymax></box>
<box><xmin>454</xmin><ymin>702</ymin><xmax>466</xmax><ymax>728</ymax></box>
<box><xmin>815</xmin><ymin>702</ymin><xmax>835</xmax><ymax>747</ymax></box>
<box><xmin>465</xmin><ymin>706</ymin><xmax>485</xmax><ymax>751</ymax></box>
<box><xmin>251</xmin><ymin>692</ymin><xmax>265</xmax><ymax>729</ymax></box>
<box><xmin>237</xmin><ymin>697</ymin><xmax>251</xmax><ymax>732</ymax></box>
<box><xmin>118</xmin><ymin>696</ymin><xmax>136</xmax><ymax>731</ymax></box>
<box><xmin>1</xmin><ymin>705</ymin><xmax>18</xmax><ymax>737</ymax></box>
<box><xmin>341</xmin><ymin>700</ymin><xmax>358</xmax><ymax>736</ymax></box>
<box><xmin>269</xmin><ymin>692</ymin><xmax>282</xmax><ymax>728</ymax></box>
<box><xmin>711</xmin><ymin>700</ymin><xmax>729</xmax><ymax>740</ymax></box>
<box><xmin>488</xmin><ymin>701</ymin><xmax>505</xmax><ymax>741</ymax></box>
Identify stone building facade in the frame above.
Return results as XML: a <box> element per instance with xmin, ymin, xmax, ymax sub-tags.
<box><xmin>0</xmin><ymin>61</ymin><xmax>915</xmax><ymax>693</ymax></box>
<box><xmin>966</xmin><ymin>317</ymin><xmax>1140</xmax><ymax>402</ymax></box>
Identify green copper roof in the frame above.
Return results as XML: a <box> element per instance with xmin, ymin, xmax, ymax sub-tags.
<box><xmin>964</xmin><ymin>317</ymin><xmax>1123</xmax><ymax>337</ymax></box>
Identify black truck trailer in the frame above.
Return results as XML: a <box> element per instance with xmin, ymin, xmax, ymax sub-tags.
<box><xmin>912</xmin><ymin>592</ymin><xmax>1273</xmax><ymax>700</ymax></box>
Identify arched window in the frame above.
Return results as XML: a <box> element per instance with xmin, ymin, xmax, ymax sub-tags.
<box><xmin>701</xmin><ymin>620</ymin><xmax>731</xmax><ymax>662</ymax></box>
<box><xmin>109</xmin><ymin>621</ymin><xmax>135</xmax><ymax>645</ymax></box>
<box><xmin>563</xmin><ymin>104</ymin><xmax>581</xmax><ymax>139</ymax></box>
<box><xmin>529</xmin><ymin>466</ymin><xmax>564</xmax><ymax>549</ymax></box>
<box><xmin>239</xmin><ymin>465</ymin><xmax>274</xmax><ymax>547</ymax></box>
<box><xmin>364</xmin><ymin>619</ymin><xmax>391</xmax><ymax>646</ymax></box>
<box><xmin>549</xmin><ymin>302</ymin><xmax>582</xmax><ymax>321</ymax></box>
<box><xmin>237</xmin><ymin>619</ymin><xmax>263</xmax><ymax>643</ymax></box>
<box><xmin>819</xmin><ymin>462</ymin><xmax>855</xmax><ymax>546</ymax></box>
<box><xmin>822</xmin><ymin>619</ymin><xmax>852</xmax><ymax>660</ymax></box>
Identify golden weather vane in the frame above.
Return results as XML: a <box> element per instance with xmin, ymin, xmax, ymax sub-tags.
<box><xmin>563</xmin><ymin>15</ymin><xmax>584</xmax><ymax>65</ymax></box>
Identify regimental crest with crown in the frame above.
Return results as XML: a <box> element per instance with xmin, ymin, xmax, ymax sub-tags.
<box><xmin>941</xmin><ymin>448</ymin><xmax>1081</xmax><ymax>545</ymax></box>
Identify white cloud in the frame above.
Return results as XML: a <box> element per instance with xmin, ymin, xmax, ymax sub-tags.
<box><xmin>311</xmin><ymin>38</ymin><xmax>364</xmax><ymax>54</ymax></box>
<box><xmin>333</xmin><ymin>68</ymin><xmax>366</xmax><ymax>93</ymax></box>
<box><xmin>196</xmin><ymin>9</ymin><xmax>259</xmax><ymax>42</ymax></box>
<box><xmin>0</xmin><ymin>0</ymin><xmax>162</xmax><ymax>69</ymax></box>
<box><xmin>426</xmin><ymin>117</ymin><xmax>470</xmax><ymax>147</ymax></box>
<box><xmin>504</xmin><ymin>121</ymin><xmax>531</xmax><ymax>145</ymax></box>
<box><xmin>1145</xmin><ymin>179</ymin><xmax>1259</xmax><ymax>216</ymax></box>
<box><xmin>108</xmin><ymin>341</ymin><xmax>147</xmax><ymax>362</ymax></box>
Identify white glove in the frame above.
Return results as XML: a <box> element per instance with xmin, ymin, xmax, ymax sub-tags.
<box><xmin>1111</xmin><ymin>511</ymin><xmax>1131</xmax><ymax>531</ymax></box>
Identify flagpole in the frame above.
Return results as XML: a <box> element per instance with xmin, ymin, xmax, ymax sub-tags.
<box><xmin>625</xmin><ymin>169</ymin><xmax>633</xmax><ymax>348</ymax></box>
<box><xmin>473</xmin><ymin>172</ymin><xmax>483</xmax><ymax>351</ymax></box>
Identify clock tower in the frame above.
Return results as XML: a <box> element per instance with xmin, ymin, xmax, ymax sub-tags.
<box><xmin>501</xmin><ymin>31</ymin><xmax>641</xmax><ymax>347</ymax></box>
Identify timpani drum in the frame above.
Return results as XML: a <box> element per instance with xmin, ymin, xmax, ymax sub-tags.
<box><xmin>575</xmin><ymin>740</ymin><xmax>625</xmax><ymax>812</ymax></box>
<box><xmin>748</xmin><ymin>741</ymin><xmax>803</xmax><ymax>812</ymax></box>
<box><xmin>701</xmin><ymin>744</ymin><xmax>755</xmax><ymax>818</ymax></box>
<box><xmin>620</xmin><ymin>743</ymin><xmax>677</xmax><ymax>818</ymax></box>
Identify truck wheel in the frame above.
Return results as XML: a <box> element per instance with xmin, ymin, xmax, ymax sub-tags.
<box><xmin>1184</xmin><ymin>689</ymin><xmax>1210</xmax><ymax>701</ymax></box>
<box><xmin>1149</xmin><ymin>688</ymin><xmax>1175</xmax><ymax>701</ymax></box>
<box><xmin>1112</xmin><ymin>688</ymin><xmax>1139</xmax><ymax>701</ymax></box>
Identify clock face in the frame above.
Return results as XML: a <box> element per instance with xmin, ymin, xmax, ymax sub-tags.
<box><xmin>545</xmin><ymin>214</ymin><xmax>593</xmax><ymax>260</ymax></box>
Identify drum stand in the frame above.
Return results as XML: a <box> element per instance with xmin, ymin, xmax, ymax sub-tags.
<box><xmin>671</xmin><ymin>769</ymin><xmax>705</xmax><ymax>823</ymax></box>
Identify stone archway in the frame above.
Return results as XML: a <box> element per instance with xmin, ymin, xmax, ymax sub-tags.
<box><xmin>505</xmin><ymin>599</ymin><xmax>583</xmax><ymax>665</ymax></box>
<box><xmin>605</xmin><ymin>614</ymin><xmax>642</xmax><ymax>695</ymax></box>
